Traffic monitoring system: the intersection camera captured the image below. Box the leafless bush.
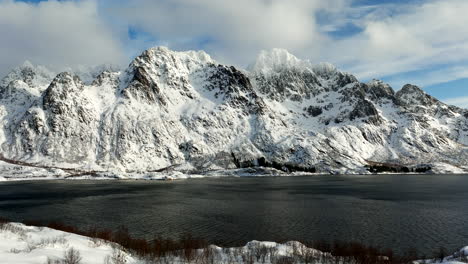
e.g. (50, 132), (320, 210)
(104, 248), (127, 264)
(0, 222), (27, 239)
(253, 244), (271, 263)
(38, 235), (69, 247)
(45, 257), (61, 264)
(63, 247), (82, 264)
(0, 217), (7, 228)
(9, 248), (21, 254)
(198, 246), (217, 264)
(460, 250), (468, 263)
(272, 256), (295, 264)
(241, 247), (255, 264)
(435, 246), (446, 263)
(26, 242), (37, 252)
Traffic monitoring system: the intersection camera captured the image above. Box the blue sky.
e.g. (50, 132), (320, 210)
(2, 0), (468, 107)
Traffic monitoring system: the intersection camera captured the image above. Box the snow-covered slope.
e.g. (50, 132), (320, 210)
(0, 223), (360, 264)
(3, 222), (468, 264)
(0, 223), (135, 264)
(0, 46), (467, 178)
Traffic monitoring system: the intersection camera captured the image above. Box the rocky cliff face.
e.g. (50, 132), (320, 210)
(0, 46), (467, 176)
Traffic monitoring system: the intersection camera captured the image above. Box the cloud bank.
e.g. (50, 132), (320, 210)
(0, 0), (124, 77)
(102, 0), (468, 89)
(1, 0), (468, 107)
(444, 96), (468, 108)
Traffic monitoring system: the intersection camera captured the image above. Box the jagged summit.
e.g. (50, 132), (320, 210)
(0, 61), (54, 89)
(364, 79), (395, 101)
(396, 84), (439, 107)
(249, 49), (346, 80)
(398, 84), (425, 95)
(71, 64), (121, 85)
(312, 62), (339, 77)
(0, 46), (467, 178)
(130, 46), (214, 69)
(249, 48), (312, 74)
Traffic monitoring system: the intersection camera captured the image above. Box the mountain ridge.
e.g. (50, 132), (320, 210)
(0, 46), (467, 179)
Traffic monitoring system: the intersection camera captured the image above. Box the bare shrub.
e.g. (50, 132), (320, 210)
(273, 256), (295, 264)
(63, 247), (82, 264)
(9, 248), (21, 254)
(435, 246), (446, 263)
(252, 244), (271, 263)
(460, 250), (468, 262)
(45, 257), (61, 264)
(38, 235), (69, 248)
(0, 223), (27, 239)
(241, 247), (254, 264)
(0, 217), (7, 228)
(26, 242), (37, 252)
(104, 248), (127, 264)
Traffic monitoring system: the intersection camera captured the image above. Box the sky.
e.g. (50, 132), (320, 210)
(0, 0), (467, 107)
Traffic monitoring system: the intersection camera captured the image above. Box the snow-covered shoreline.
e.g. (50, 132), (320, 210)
(1, 222), (468, 264)
(1, 158), (467, 182)
(0, 222), (339, 264)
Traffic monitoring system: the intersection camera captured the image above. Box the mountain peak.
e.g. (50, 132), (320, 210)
(364, 79), (395, 101)
(0, 61), (54, 89)
(45, 72), (83, 94)
(249, 49), (312, 74)
(135, 46), (215, 66)
(396, 84), (440, 107)
(399, 84), (424, 94)
(312, 62), (338, 76)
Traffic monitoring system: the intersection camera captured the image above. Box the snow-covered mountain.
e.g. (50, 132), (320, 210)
(0, 46), (467, 178)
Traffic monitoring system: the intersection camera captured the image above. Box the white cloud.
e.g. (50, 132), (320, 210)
(0, 0), (124, 77)
(102, 0), (468, 90)
(2, 0), (468, 99)
(443, 96), (468, 108)
(382, 65), (468, 90)
(330, 0), (468, 81)
(105, 0), (346, 66)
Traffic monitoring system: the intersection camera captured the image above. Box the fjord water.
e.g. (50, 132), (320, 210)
(1, 175), (467, 255)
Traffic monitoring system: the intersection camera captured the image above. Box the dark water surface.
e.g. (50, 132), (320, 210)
(1, 175), (468, 255)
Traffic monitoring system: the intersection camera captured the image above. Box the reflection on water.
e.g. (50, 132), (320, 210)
(1, 174), (468, 255)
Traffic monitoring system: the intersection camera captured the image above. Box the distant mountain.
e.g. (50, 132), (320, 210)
(0, 47), (467, 178)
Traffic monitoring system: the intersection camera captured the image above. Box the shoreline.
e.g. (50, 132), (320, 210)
(1, 155), (467, 181)
(0, 173), (468, 183)
(0, 220), (465, 264)
(1, 169), (468, 182)
(2, 173), (468, 182)
(0, 220), (468, 264)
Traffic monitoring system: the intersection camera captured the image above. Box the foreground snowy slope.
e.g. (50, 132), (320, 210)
(0, 223), (135, 264)
(1, 222), (467, 264)
(0, 223), (329, 264)
(0, 47), (467, 179)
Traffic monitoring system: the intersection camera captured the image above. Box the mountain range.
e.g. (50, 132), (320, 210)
(0, 47), (467, 179)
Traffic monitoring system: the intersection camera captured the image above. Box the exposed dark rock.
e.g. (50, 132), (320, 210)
(349, 99), (379, 121)
(395, 84), (439, 106)
(91, 70), (120, 87)
(252, 68), (322, 101)
(43, 72), (83, 115)
(367, 162), (431, 174)
(305, 106), (323, 117)
(232, 154), (316, 173)
(364, 80), (395, 101)
(121, 66), (167, 105)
